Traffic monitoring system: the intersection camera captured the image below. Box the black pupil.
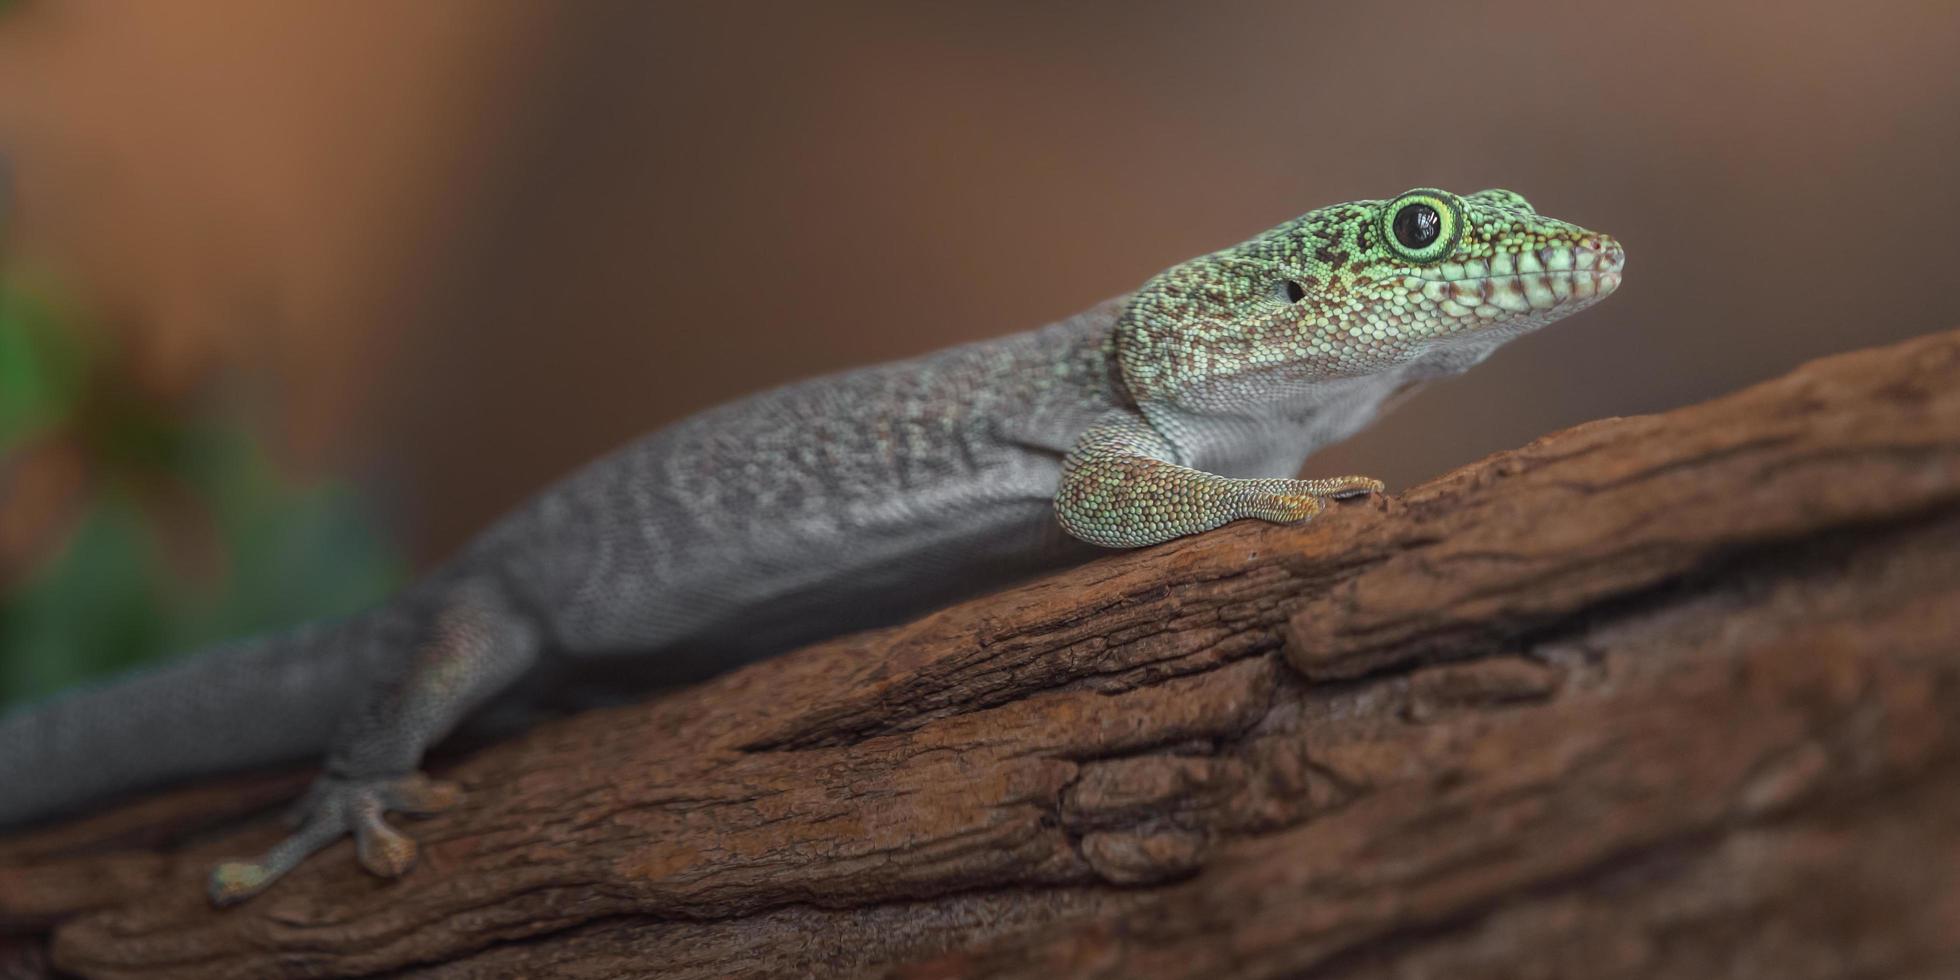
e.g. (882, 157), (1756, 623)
(1393, 203), (1441, 249)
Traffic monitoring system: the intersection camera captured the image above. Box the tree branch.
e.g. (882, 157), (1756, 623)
(6, 330), (1960, 979)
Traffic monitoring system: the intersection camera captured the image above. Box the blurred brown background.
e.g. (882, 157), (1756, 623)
(3, 0), (1958, 568)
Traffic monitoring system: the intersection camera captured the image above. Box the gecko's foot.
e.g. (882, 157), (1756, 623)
(1303, 475), (1386, 500)
(208, 772), (461, 906)
(1239, 475), (1385, 526)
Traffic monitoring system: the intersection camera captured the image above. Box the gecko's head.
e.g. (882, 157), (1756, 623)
(1116, 187), (1623, 412)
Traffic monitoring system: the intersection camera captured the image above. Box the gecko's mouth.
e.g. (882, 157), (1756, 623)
(1410, 238), (1624, 314)
(1417, 239), (1624, 280)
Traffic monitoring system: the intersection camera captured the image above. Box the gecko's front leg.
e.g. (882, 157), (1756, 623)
(1055, 409), (1382, 549)
(208, 581), (539, 905)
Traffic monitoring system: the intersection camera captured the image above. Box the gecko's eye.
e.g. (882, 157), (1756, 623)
(1393, 205), (1440, 248)
(1378, 189), (1462, 264)
(1281, 279), (1307, 304)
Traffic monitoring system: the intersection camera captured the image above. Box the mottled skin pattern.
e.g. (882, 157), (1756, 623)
(0, 187), (1621, 905)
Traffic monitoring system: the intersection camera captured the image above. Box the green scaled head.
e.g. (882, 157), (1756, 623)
(1116, 187), (1623, 413)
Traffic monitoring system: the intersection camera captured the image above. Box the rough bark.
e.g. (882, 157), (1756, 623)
(5, 330), (1960, 979)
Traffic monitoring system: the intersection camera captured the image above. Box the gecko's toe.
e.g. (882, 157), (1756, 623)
(207, 771), (454, 906)
(206, 813), (346, 906)
(352, 797), (419, 878)
(1322, 476), (1387, 499)
(383, 774), (464, 815)
(208, 861), (274, 906)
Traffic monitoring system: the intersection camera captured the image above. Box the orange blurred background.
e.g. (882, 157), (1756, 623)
(2, 0), (1957, 566)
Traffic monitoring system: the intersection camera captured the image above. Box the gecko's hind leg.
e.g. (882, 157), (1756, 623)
(208, 581), (537, 906)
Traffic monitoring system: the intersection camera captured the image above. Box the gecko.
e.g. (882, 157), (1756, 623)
(0, 187), (1623, 904)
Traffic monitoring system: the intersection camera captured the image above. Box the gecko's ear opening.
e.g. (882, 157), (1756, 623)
(1467, 188), (1536, 214)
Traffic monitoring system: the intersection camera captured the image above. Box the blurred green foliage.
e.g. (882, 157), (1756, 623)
(0, 287), (83, 448)
(0, 283), (405, 708)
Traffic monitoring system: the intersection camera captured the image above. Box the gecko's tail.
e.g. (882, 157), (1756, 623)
(0, 614), (383, 829)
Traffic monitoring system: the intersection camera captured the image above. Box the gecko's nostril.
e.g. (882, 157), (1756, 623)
(1593, 237), (1626, 272)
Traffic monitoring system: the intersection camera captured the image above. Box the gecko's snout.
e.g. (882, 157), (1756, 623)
(1579, 234), (1626, 297)
(1417, 228), (1625, 318)
(1522, 231), (1624, 309)
(1570, 234), (1624, 305)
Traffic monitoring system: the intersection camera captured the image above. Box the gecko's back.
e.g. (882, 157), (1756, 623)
(460, 301), (1127, 664)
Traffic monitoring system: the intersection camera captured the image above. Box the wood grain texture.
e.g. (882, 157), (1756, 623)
(5, 329), (1960, 978)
